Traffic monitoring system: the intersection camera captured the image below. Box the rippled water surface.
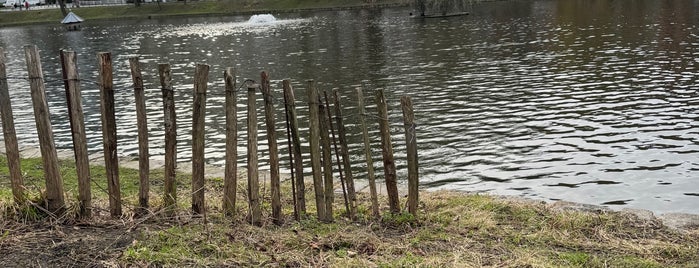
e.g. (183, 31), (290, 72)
(0, 0), (697, 213)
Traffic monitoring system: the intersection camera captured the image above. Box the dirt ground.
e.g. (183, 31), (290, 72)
(0, 221), (137, 267)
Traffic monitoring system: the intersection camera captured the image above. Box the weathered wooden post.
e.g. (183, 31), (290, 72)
(223, 68), (237, 216)
(128, 57), (150, 216)
(283, 79), (306, 219)
(159, 63), (177, 214)
(323, 91), (350, 216)
(357, 88), (379, 218)
(0, 47), (24, 204)
(25, 45), (65, 214)
(333, 89), (357, 220)
(401, 96), (419, 216)
(375, 89), (399, 213)
(260, 71), (282, 224)
(247, 81), (261, 226)
(97, 52), (121, 218)
(192, 64), (209, 215)
(307, 80), (326, 220)
(60, 50), (91, 218)
(318, 92), (334, 222)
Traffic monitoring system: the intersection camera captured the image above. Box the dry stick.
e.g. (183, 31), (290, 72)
(260, 71), (282, 224)
(159, 63), (177, 215)
(128, 57), (149, 217)
(307, 80), (326, 220)
(282, 80), (299, 220)
(318, 93), (334, 222)
(376, 89), (399, 213)
(323, 91), (350, 216)
(192, 64), (209, 215)
(61, 50), (91, 218)
(332, 89), (357, 220)
(357, 88), (379, 218)
(283, 79), (306, 218)
(223, 68), (237, 216)
(247, 81), (261, 226)
(401, 96), (419, 216)
(97, 52), (121, 218)
(25, 46), (65, 213)
(0, 47), (24, 204)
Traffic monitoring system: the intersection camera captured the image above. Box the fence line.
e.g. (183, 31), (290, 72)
(0, 47), (420, 225)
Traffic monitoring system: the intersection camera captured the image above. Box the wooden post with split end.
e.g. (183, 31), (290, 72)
(376, 89), (399, 213)
(319, 91), (334, 222)
(159, 63), (177, 215)
(261, 71), (282, 224)
(25, 45), (65, 214)
(401, 96), (419, 216)
(192, 64), (209, 215)
(223, 68), (237, 216)
(128, 57), (150, 217)
(97, 52), (121, 218)
(247, 81), (261, 226)
(0, 47), (24, 205)
(308, 80), (326, 220)
(61, 50), (92, 218)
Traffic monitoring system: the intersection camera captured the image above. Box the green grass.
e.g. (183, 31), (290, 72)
(0, 0), (407, 26)
(0, 155), (698, 266)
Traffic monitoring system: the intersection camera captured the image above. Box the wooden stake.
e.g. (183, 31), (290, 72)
(401, 96), (419, 216)
(375, 89), (399, 213)
(60, 50), (91, 218)
(25, 45), (65, 214)
(223, 68), (237, 216)
(333, 89), (357, 220)
(128, 57), (149, 217)
(192, 64), (209, 215)
(357, 88), (379, 218)
(307, 80), (326, 220)
(283, 79), (306, 219)
(318, 92), (334, 222)
(260, 71), (282, 224)
(97, 52), (121, 218)
(159, 63), (177, 214)
(0, 47), (24, 204)
(323, 91), (350, 216)
(247, 81), (261, 226)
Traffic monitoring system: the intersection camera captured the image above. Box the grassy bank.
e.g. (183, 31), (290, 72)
(0, 156), (697, 267)
(0, 0), (406, 26)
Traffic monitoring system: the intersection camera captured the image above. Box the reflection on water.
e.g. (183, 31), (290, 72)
(0, 0), (697, 213)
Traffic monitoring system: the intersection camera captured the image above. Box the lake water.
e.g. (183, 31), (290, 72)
(0, 0), (697, 213)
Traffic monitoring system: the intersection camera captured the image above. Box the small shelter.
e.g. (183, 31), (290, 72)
(61, 12), (84, 31)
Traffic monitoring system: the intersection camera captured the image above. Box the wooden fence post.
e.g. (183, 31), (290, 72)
(283, 79), (306, 219)
(307, 80), (326, 220)
(260, 71), (282, 224)
(25, 45), (65, 214)
(97, 52), (121, 218)
(223, 68), (237, 216)
(357, 88), (379, 218)
(401, 96), (419, 216)
(375, 89), (399, 213)
(333, 89), (357, 220)
(247, 81), (261, 226)
(60, 50), (91, 218)
(323, 91), (349, 216)
(0, 47), (24, 204)
(318, 92), (333, 222)
(128, 57), (150, 216)
(192, 64), (209, 215)
(159, 63), (177, 214)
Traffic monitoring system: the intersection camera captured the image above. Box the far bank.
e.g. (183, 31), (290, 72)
(0, 0), (407, 27)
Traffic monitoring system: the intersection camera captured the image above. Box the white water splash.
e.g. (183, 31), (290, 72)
(248, 14), (277, 24)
